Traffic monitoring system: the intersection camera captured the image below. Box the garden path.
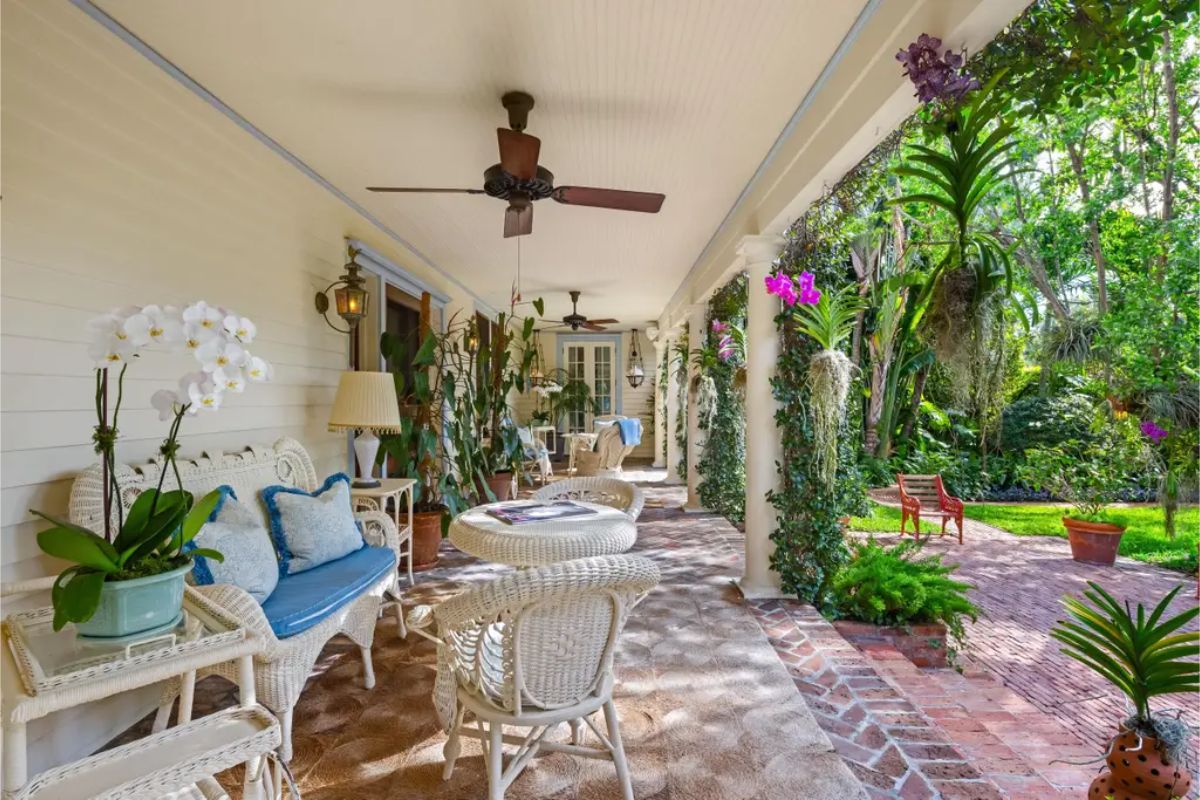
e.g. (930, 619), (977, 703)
(863, 489), (1199, 794)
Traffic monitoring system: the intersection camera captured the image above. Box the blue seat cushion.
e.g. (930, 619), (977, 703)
(261, 546), (396, 639)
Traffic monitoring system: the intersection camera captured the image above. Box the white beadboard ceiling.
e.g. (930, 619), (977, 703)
(93, 0), (868, 325)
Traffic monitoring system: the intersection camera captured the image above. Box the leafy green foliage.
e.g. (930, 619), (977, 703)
(1000, 393), (1097, 451)
(36, 488), (221, 631)
(1052, 582), (1199, 732)
(831, 538), (979, 650)
(697, 275), (747, 524)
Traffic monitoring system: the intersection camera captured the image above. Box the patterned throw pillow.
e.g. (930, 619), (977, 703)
(262, 473), (364, 576)
(187, 485), (280, 603)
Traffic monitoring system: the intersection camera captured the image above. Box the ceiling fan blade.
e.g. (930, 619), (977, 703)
(366, 187), (485, 194)
(582, 322), (608, 332)
(551, 186), (665, 213)
(503, 203), (534, 238)
(586, 318), (619, 325)
(497, 129), (541, 181)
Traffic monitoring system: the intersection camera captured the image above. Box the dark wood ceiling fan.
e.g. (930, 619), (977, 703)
(367, 91), (666, 238)
(539, 290), (618, 332)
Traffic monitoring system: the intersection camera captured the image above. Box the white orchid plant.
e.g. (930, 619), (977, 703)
(33, 302), (273, 630)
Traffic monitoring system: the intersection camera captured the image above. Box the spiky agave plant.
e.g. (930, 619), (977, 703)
(791, 287), (862, 488)
(1051, 582), (1199, 763)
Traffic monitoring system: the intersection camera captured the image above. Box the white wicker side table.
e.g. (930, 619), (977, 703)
(2, 587), (283, 800)
(350, 477), (416, 586)
(448, 500), (637, 567)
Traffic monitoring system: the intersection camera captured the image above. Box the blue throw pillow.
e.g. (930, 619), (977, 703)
(186, 486), (279, 603)
(262, 474), (364, 576)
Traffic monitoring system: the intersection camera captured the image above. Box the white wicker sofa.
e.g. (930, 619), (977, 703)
(69, 437), (405, 762)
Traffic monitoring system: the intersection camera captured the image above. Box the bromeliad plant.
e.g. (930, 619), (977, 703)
(34, 302), (273, 630)
(1051, 582), (1199, 764)
(767, 273), (862, 488)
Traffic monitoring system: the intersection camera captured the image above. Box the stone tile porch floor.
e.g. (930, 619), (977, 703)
(120, 480), (866, 799)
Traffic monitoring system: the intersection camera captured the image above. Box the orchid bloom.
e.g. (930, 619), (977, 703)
(195, 338), (246, 375)
(764, 271), (799, 307)
(182, 301), (224, 331)
(223, 314), (257, 344)
(717, 333), (735, 362)
(711, 319), (729, 334)
(86, 312), (137, 366)
(1140, 420), (1168, 445)
(243, 353), (272, 382)
(181, 321), (218, 353)
(187, 377), (223, 411)
(797, 271), (822, 305)
(124, 304), (183, 347)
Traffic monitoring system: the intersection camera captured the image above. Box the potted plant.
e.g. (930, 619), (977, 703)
(1019, 419), (1147, 566)
(32, 302), (271, 636)
(830, 538), (979, 667)
(1052, 582), (1197, 799)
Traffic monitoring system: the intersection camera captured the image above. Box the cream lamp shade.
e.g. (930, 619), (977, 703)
(328, 371), (402, 487)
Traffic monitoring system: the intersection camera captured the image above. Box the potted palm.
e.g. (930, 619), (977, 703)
(1019, 420), (1147, 566)
(1052, 582), (1196, 799)
(33, 302), (271, 636)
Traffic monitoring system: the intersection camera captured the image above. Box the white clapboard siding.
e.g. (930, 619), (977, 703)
(0, 0), (475, 772)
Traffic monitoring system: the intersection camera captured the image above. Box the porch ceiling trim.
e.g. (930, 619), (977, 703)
(67, 0), (497, 317)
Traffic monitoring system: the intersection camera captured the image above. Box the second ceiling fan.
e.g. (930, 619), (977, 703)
(367, 91), (666, 238)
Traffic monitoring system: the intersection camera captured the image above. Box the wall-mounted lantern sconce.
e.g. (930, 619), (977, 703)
(465, 316), (480, 355)
(315, 247), (370, 333)
(626, 329), (645, 388)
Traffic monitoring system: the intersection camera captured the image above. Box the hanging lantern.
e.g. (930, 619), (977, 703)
(626, 329), (645, 388)
(315, 247), (371, 333)
(529, 331), (546, 387)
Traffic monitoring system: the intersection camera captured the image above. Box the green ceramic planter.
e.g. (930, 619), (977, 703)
(74, 561), (192, 638)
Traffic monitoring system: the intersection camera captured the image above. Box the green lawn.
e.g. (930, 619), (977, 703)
(850, 503), (1199, 573)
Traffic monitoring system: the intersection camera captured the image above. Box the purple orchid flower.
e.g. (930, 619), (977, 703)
(896, 34), (980, 105)
(797, 271), (822, 305)
(765, 272), (799, 307)
(711, 319), (730, 334)
(1140, 420), (1168, 445)
(717, 333), (735, 362)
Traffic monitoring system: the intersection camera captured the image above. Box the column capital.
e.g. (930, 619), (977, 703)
(736, 234), (786, 268)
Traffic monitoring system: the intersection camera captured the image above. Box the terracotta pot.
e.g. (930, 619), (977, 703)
(1088, 728), (1192, 800)
(411, 509), (444, 570)
(475, 472), (513, 503)
(1063, 517), (1126, 566)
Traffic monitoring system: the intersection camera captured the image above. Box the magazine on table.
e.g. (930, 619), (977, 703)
(485, 501), (599, 525)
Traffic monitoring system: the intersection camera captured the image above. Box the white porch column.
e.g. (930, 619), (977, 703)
(683, 303), (708, 512)
(664, 332), (684, 485)
(651, 332), (668, 469)
(739, 234), (786, 598)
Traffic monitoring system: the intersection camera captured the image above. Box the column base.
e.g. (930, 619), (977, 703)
(651, 460), (665, 469)
(735, 577), (789, 600)
(681, 502), (709, 514)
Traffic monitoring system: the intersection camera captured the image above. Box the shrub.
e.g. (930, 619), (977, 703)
(999, 393), (1095, 452)
(831, 538), (980, 650)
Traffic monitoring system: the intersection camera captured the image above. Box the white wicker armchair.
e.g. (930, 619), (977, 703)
(68, 438), (406, 762)
(408, 555), (660, 800)
(532, 477), (645, 521)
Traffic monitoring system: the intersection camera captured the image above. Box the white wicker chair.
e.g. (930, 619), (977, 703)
(68, 437), (407, 762)
(408, 555), (660, 800)
(532, 477), (645, 522)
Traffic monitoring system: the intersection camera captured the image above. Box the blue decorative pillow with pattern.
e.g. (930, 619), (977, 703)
(186, 485), (279, 603)
(262, 473), (364, 576)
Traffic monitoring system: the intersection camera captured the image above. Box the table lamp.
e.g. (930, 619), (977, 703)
(328, 371), (402, 488)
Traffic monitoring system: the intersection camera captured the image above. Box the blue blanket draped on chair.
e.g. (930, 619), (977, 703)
(616, 417), (642, 446)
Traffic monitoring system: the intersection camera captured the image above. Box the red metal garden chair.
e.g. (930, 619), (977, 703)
(897, 473), (964, 544)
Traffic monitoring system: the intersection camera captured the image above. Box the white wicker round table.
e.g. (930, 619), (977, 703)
(448, 501), (637, 567)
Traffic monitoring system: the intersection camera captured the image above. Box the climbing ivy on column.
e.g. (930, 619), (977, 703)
(768, 212), (868, 608)
(697, 274), (748, 523)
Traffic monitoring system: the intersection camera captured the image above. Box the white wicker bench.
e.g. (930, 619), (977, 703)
(69, 437), (406, 762)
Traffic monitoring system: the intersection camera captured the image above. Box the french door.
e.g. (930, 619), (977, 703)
(564, 341), (616, 432)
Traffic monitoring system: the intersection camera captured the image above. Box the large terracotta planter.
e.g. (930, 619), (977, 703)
(476, 472), (514, 503)
(411, 509), (444, 570)
(1088, 728), (1192, 800)
(1063, 517), (1126, 566)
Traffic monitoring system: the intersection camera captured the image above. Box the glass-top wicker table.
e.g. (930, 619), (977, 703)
(2, 586), (281, 800)
(448, 500), (637, 568)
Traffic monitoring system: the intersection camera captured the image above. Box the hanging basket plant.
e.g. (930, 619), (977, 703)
(766, 272), (861, 488)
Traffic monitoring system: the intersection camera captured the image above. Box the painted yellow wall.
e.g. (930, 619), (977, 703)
(0, 0), (473, 767)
